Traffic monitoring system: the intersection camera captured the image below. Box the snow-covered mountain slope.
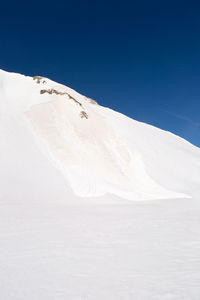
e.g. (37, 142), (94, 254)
(0, 69), (199, 201)
(1, 69), (200, 300)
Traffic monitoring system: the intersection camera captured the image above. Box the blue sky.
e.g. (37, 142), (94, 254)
(1, 0), (200, 147)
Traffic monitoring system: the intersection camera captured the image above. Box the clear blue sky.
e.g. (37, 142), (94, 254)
(1, 0), (200, 147)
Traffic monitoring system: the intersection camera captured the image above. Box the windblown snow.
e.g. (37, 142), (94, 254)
(0, 69), (200, 299)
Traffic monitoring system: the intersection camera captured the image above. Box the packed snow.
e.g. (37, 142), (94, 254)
(0, 69), (200, 299)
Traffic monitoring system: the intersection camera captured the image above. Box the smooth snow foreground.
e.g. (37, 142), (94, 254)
(0, 69), (200, 299)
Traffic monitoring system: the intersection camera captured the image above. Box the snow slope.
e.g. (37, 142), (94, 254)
(0, 69), (200, 299)
(1, 69), (199, 201)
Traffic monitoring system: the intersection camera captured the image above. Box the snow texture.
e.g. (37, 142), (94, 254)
(0, 69), (200, 299)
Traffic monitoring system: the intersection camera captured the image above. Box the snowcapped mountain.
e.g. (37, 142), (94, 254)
(1, 69), (200, 300)
(0, 69), (199, 201)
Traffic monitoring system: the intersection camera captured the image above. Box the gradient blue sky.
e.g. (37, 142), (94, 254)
(1, 0), (200, 147)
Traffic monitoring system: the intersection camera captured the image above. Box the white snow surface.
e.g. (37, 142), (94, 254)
(0, 69), (200, 299)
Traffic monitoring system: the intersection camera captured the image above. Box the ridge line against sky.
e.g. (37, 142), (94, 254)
(1, 0), (200, 147)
